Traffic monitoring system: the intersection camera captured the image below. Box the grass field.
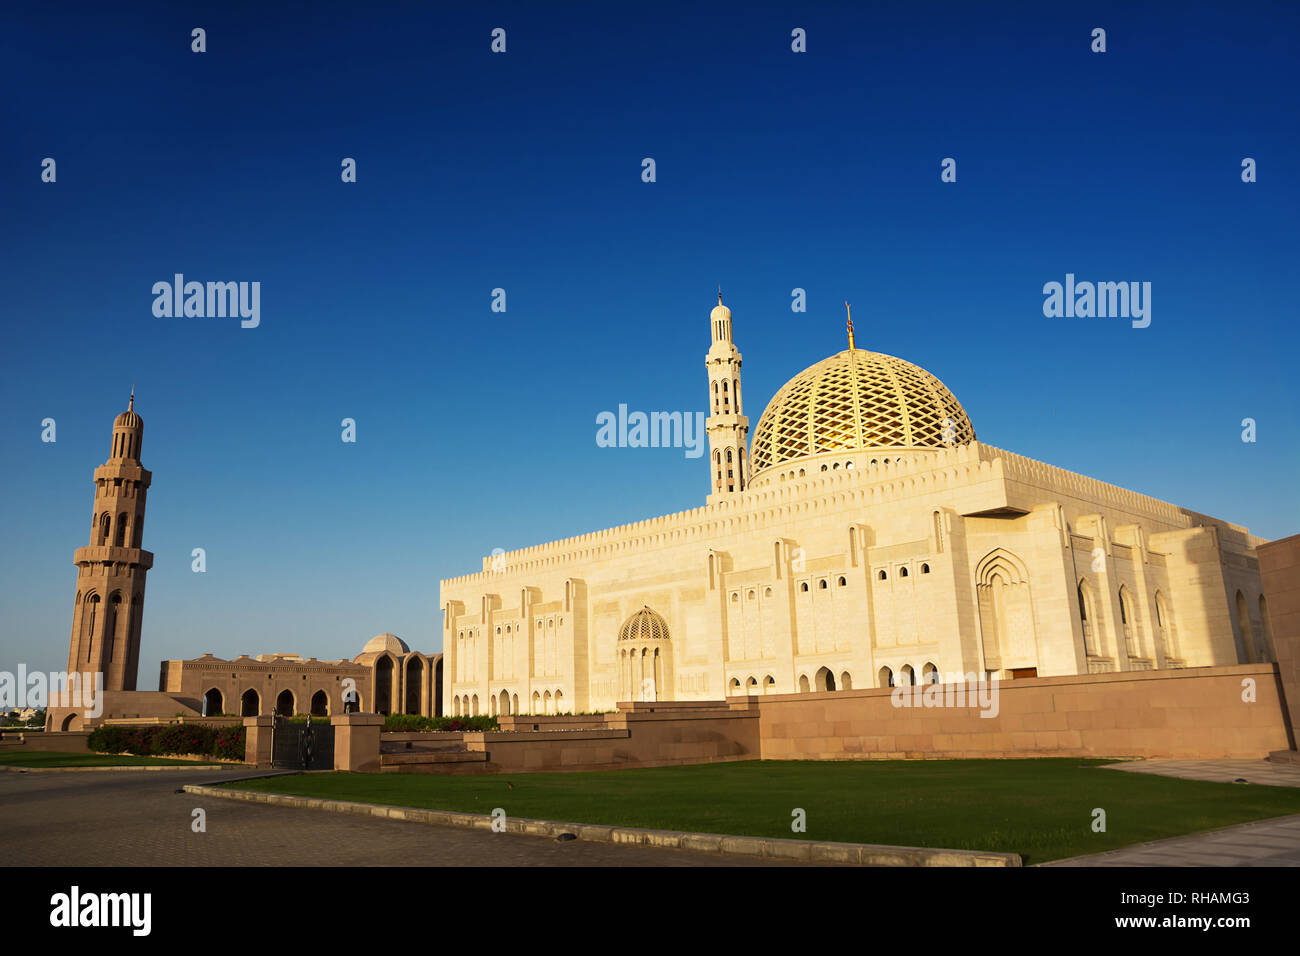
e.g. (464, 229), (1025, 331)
(221, 758), (1300, 863)
(0, 750), (218, 768)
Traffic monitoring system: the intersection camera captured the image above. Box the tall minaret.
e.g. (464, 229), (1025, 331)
(66, 390), (154, 691)
(705, 291), (749, 503)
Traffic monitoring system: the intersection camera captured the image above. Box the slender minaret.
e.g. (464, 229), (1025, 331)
(705, 291), (749, 503)
(67, 390), (154, 691)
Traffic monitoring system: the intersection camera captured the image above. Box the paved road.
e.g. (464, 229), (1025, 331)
(1, 769), (808, 867)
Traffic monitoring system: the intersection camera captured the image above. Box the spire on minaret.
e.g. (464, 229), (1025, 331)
(129, 384), (134, 412)
(845, 302), (856, 351)
(717, 285), (722, 306)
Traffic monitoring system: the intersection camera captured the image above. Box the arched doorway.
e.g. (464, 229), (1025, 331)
(275, 690), (294, 716)
(203, 688), (224, 716)
(310, 690), (329, 717)
(975, 549), (1035, 674)
(375, 656), (394, 715)
(499, 689), (510, 715)
(814, 667), (836, 692)
(240, 688), (260, 716)
(878, 666), (894, 688)
(617, 606), (672, 702)
(405, 656), (424, 715)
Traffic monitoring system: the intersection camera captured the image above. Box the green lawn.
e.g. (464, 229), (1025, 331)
(0, 750), (218, 768)
(219, 758), (1300, 864)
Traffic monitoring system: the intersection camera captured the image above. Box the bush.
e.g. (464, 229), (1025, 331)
(383, 714), (498, 733)
(87, 723), (246, 760)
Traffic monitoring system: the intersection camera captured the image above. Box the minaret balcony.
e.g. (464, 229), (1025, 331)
(74, 545), (154, 570)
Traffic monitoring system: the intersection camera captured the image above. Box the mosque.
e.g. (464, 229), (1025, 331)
(45, 296), (1277, 732)
(440, 296), (1274, 717)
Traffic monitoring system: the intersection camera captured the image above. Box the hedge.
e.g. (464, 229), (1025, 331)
(87, 723), (246, 760)
(382, 714), (499, 733)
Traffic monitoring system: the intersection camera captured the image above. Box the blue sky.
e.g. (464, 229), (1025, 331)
(2, 0), (1296, 676)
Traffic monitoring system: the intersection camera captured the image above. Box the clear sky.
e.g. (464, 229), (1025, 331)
(2, 0), (1296, 678)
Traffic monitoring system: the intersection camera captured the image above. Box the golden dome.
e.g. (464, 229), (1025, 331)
(618, 606), (670, 642)
(749, 349), (975, 476)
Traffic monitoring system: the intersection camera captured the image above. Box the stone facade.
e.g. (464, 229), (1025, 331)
(160, 634), (443, 718)
(441, 299), (1274, 717)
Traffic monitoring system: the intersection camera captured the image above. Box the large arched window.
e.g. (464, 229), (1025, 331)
(1236, 591), (1257, 662)
(814, 667), (836, 692)
(1259, 594), (1274, 662)
(105, 593), (121, 661)
(203, 688), (224, 716)
(1118, 586), (1142, 660)
(1154, 590), (1178, 661)
(1077, 580), (1099, 656)
(83, 594), (100, 660)
(240, 688), (260, 717)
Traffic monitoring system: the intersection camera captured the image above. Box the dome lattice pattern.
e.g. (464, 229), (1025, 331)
(750, 349), (975, 475)
(618, 607), (670, 642)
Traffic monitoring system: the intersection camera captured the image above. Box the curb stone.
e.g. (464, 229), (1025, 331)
(0, 762), (236, 773)
(182, 783), (1022, 866)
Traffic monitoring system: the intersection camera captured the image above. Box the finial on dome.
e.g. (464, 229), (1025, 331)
(128, 384), (134, 412)
(717, 284), (722, 306)
(845, 302), (856, 351)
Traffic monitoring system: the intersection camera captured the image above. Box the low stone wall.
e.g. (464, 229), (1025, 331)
(497, 714), (611, 732)
(0, 731), (90, 753)
(385, 707), (760, 774)
(755, 663), (1289, 760)
(101, 716), (243, 728)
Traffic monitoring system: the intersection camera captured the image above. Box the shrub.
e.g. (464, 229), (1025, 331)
(87, 722), (246, 760)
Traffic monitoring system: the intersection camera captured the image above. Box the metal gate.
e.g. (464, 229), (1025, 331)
(271, 716), (334, 770)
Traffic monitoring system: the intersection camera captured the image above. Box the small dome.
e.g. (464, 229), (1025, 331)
(710, 302), (731, 323)
(115, 391), (142, 429)
(618, 606), (670, 642)
(750, 349), (975, 476)
(362, 632), (409, 655)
